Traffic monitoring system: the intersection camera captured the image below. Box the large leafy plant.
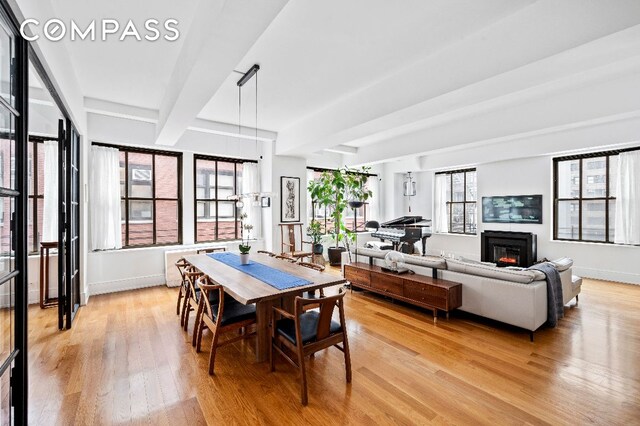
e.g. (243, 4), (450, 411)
(307, 166), (372, 248)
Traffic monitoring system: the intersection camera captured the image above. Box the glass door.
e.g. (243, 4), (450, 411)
(56, 119), (80, 330)
(0, 4), (28, 424)
(56, 119), (66, 330)
(64, 122), (80, 327)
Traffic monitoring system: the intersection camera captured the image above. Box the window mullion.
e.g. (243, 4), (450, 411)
(152, 154), (157, 245)
(215, 161), (218, 241)
(125, 151), (129, 247)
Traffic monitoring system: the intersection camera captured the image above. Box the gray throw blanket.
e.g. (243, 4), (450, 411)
(529, 262), (564, 327)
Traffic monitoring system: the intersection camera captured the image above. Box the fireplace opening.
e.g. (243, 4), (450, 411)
(481, 231), (537, 267)
(493, 245), (521, 266)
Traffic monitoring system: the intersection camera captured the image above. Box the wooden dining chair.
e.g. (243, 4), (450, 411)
(195, 275), (257, 375)
(299, 262), (325, 299)
(275, 254), (297, 263)
(270, 290), (351, 405)
(175, 258), (191, 323)
(197, 247), (226, 254)
(257, 250), (276, 257)
(279, 223), (313, 262)
(298, 262), (325, 272)
(182, 266), (204, 334)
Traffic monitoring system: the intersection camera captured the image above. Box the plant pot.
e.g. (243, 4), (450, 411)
(313, 243), (324, 255)
(348, 200), (364, 209)
(239, 253), (250, 265)
(328, 247), (346, 266)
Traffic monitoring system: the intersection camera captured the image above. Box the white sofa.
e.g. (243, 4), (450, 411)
(342, 248), (581, 337)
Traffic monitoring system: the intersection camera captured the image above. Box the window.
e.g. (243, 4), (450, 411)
(307, 168), (375, 233)
(436, 169), (477, 234)
(194, 155), (249, 242)
(113, 145), (182, 247)
(554, 152), (618, 243)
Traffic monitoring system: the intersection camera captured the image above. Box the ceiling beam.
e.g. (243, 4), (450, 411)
(275, 2), (640, 157)
(155, 0), (288, 146)
(323, 145), (357, 155)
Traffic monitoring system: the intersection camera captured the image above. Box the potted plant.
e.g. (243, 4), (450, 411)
(308, 166), (372, 266)
(239, 213), (253, 265)
(346, 168), (372, 209)
(306, 221), (324, 255)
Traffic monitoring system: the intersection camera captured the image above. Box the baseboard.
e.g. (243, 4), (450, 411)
(89, 274), (166, 296)
(573, 266), (640, 285)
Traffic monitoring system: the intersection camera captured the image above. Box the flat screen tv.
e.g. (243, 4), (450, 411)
(482, 195), (542, 224)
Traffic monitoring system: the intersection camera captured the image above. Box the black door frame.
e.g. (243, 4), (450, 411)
(0, 0), (83, 421)
(0, 1), (29, 423)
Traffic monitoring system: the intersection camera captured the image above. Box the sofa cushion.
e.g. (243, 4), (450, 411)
(445, 258), (540, 284)
(571, 275), (583, 291)
(403, 254), (447, 269)
(550, 257), (573, 272)
(351, 247), (388, 259)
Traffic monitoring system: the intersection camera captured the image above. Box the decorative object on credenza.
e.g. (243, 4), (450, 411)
(280, 176), (300, 222)
(403, 171), (416, 212)
(307, 166), (372, 266)
(482, 195), (543, 224)
(382, 251), (410, 274)
(261, 196), (270, 208)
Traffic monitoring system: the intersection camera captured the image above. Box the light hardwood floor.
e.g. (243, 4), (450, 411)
(28, 278), (640, 425)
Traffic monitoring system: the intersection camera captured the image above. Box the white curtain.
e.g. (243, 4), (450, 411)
(42, 140), (58, 242)
(90, 146), (122, 250)
(614, 151), (640, 245)
(433, 173), (449, 233)
(242, 162), (261, 239)
(368, 175), (380, 222)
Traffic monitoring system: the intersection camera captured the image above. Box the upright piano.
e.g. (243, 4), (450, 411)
(371, 216), (432, 255)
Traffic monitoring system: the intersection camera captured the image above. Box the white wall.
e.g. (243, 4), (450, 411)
(84, 113), (343, 297)
(385, 152), (640, 284)
(85, 113), (269, 297)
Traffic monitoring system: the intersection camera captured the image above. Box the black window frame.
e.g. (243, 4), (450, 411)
(93, 142), (183, 248)
(194, 154), (256, 243)
(436, 168), (477, 235)
(553, 147), (638, 243)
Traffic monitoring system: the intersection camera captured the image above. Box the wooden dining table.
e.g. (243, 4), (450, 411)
(184, 253), (347, 362)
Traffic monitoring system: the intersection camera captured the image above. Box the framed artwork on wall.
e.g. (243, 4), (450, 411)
(280, 176), (300, 222)
(261, 196), (271, 208)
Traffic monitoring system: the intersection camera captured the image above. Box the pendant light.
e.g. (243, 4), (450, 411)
(228, 64), (273, 207)
(403, 172), (416, 213)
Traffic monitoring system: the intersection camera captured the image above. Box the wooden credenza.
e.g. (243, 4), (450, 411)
(344, 262), (462, 323)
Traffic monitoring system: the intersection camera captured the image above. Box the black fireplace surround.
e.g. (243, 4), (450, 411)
(481, 231), (537, 267)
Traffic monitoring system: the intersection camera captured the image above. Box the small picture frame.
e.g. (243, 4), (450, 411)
(261, 196), (271, 208)
(280, 176), (301, 222)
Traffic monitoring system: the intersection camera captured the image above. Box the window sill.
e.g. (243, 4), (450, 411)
(432, 232), (478, 238)
(550, 240), (638, 248)
(91, 239), (263, 254)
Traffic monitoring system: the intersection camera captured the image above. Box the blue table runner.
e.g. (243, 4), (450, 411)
(208, 252), (312, 290)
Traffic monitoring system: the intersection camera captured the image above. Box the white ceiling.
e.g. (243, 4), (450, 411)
(49, 0), (199, 109)
(197, 0), (532, 131)
(21, 0), (640, 164)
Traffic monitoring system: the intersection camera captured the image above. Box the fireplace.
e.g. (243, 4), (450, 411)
(481, 231), (537, 267)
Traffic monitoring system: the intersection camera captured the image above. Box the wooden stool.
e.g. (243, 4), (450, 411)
(39, 241), (58, 309)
